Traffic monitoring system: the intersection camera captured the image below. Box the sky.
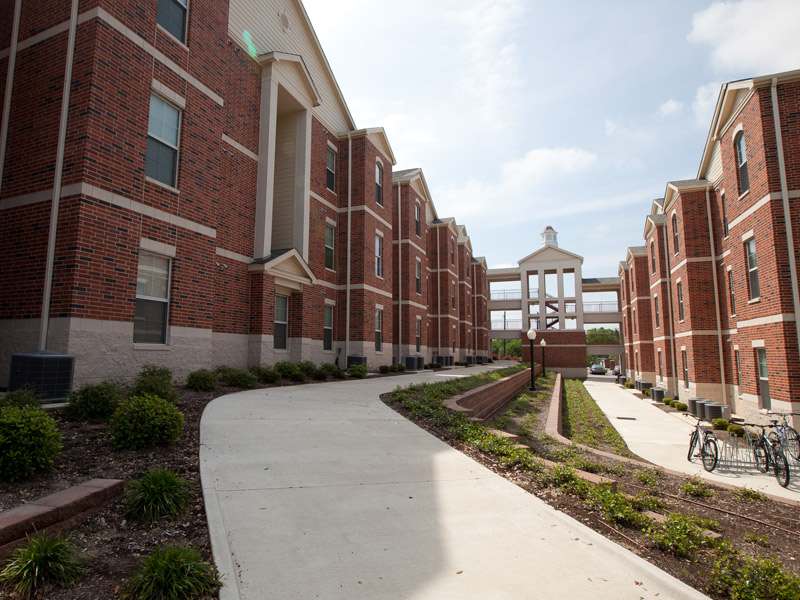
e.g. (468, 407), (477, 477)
(303, 0), (800, 278)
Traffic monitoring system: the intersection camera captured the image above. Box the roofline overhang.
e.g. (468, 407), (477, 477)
(349, 127), (397, 165)
(258, 51), (323, 107)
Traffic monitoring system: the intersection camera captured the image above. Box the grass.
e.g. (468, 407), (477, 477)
(734, 487), (767, 502)
(0, 533), (83, 597)
(561, 379), (632, 457)
(681, 477), (714, 498)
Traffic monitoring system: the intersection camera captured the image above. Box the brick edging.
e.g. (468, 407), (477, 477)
(445, 368), (533, 421)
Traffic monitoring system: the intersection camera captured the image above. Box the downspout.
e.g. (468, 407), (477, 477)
(39, 0), (80, 352)
(705, 185), (728, 406)
(662, 224), (679, 395)
(0, 0), (22, 193)
(345, 132), (352, 361)
(770, 78), (800, 363)
(436, 226), (441, 355)
(472, 263), (477, 360)
(396, 182), (401, 363)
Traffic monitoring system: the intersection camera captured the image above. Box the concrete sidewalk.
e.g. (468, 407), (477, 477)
(200, 364), (707, 600)
(584, 379), (800, 500)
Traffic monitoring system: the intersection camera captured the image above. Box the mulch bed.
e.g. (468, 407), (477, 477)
(382, 384), (800, 599)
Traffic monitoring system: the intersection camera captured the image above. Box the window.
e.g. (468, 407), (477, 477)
(323, 305), (334, 351)
(146, 94), (181, 187)
(657, 350), (663, 378)
(734, 350), (741, 387)
(414, 204), (421, 236)
(677, 282), (685, 321)
(134, 252), (171, 343)
(671, 213), (679, 254)
(682, 350), (689, 389)
(274, 295), (288, 349)
(734, 130), (749, 195)
(375, 162), (383, 205)
(632, 308), (637, 333)
(415, 318), (422, 352)
(374, 308), (383, 351)
(324, 224), (335, 270)
(653, 295), (660, 328)
(451, 282), (456, 308)
(326, 147), (336, 191)
(745, 238), (760, 300)
(450, 239), (455, 265)
(727, 269), (736, 314)
(756, 347), (769, 408)
(721, 193), (729, 236)
(375, 234), (384, 277)
(157, 0), (188, 43)
(650, 241), (656, 273)
(415, 259), (422, 294)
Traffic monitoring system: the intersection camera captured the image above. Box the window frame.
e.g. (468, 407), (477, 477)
(744, 237), (760, 300)
(326, 146), (336, 192)
(374, 233), (384, 278)
(734, 130), (749, 196)
(375, 161), (384, 206)
(414, 203), (421, 237)
(415, 317), (422, 353)
(727, 268), (736, 315)
(133, 251), (172, 345)
(682, 350), (689, 389)
(721, 192), (729, 237)
(415, 258), (422, 294)
(323, 304), (334, 352)
(650, 241), (656, 273)
(156, 0), (189, 44)
(324, 223), (335, 271)
(374, 307), (383, 352)
(734, 349), (742, 387)
(274, 294), (288, 350)
(676, 281), (685, 321)
(671, 213), (679, 255)
(146, 93), (182, 189)
(653, 294), (660, 328)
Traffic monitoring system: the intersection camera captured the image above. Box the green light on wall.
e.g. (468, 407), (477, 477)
(242, 31), (258, 58)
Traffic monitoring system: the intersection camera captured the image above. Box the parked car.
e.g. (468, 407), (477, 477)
(590, 364), (607, 375)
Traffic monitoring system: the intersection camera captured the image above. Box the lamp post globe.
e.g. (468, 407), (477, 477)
(527, 327), (536, 391)
(540, 339), (547, 378)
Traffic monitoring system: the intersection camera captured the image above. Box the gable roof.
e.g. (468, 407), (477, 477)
(351, 128), (397, 165)
(393, 168), (439, 220)
(518, 244), (583, 265)
(250, 248), (316, 286)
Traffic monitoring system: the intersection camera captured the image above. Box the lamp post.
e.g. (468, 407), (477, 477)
(526, 327), (537, 391)
(540, 339), (547, 378)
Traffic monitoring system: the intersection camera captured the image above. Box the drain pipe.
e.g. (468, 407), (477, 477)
(0, 0), (21, 194)
(345, 132), (352, 363)
(770, 78), (800, 362)
(396, 182), (401, 363)
(661, 223), (679, 396)
(436, 226), (441, 356)
(39, 0), (80, 352)
(705, 185), (728, 407)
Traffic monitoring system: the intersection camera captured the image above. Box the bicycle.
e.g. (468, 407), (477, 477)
(687, 415), (718, 472)
(767, 412), (800, 462)
(742, 422), (790, 488)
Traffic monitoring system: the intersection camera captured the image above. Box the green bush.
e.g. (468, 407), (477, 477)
(0, 387), (40, 409)
(711, 542), (800, 600)
(712, 418), (730, 430)
(624, 381), (634, 389)
(110, 394), (184, 450)
(674, 402), (688, 412)
(681, 477), (713, 498)
(320, 363), (345, 379)
(348, 364), (368, 379)
(734, 487), (766, 502)
(635, 468), (663, 488)
(647, 513), (710, 558)
(311, 368), (327, 381)
(274, 361), (305, 382)
(397, 363), (406, 372)
(216, 367), (258, 389)
(379, 365), (391, 374)
(251, 366), (280, 384)
(65, 382), (124, 421)
(297, 361), (319, 378)
(132, 365), (178, 403)
(643, 388), (651, 397)
(0, 406), (61, 482)
(185, 369), (216, 392)
(586, 485), (649, 528)
(0, 533), (82, 597)
(122, 546), (220, 600)
(125, 469), (190, 522)
(727, 423), (745, 437)
(662, 398), (673, 406)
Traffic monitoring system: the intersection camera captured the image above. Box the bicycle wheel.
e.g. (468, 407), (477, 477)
(753, 438), (770, 473)
(785, 427), (800, 462)
(773, 449), (790, 488)
(702, 437), (718, 472)
(687, 430), (698, 462)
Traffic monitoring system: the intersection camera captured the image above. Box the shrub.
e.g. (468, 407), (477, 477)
(297, 361), (319, 378)
(711, 543), (800, 600)
(125, 469), (190, 522)
(629, 493), (666, 512)
(379, 365), (391, 374)
(397, 363), (406, 372)
(216, 367), (258, 389)
(647, 513), (710, 558)
(0, 533), (83, 597)
(0, 387), (39, 409)
(712, 418), (730, 430)
(320, 363), (345, 380)
(110, 394), (184, 450)
(681, 477), (713, 498)
(132, 365), (178, 403)
(65, 382), (124, 421)
(274, 361), (305, 382)
(185, 369), (216, 392)
(734, 487), (766, 502)
(311, 368), (327, 381)
(662, 398), (672, 406)
(251, 366), (279, 385)
(727, 423), (745, 437)
(635, 468), (663, 488)
(624, 381), (634, 389)
(348, 364), (368, 379)
(122, 546), (220, 600)
(674, 402), (688, 412)
(643, 388), (651, 398)
(586, 485), (649, 528)
(0, 406), (61, 482)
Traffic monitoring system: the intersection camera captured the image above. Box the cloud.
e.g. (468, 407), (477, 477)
(692, 81), (721, 127)
(689, 0), (800, 73)
(658, 99), (684, 116)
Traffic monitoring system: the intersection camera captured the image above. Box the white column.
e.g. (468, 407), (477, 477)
(538, 271), (546, 328)
(293, 108), (312, 261)
(254, 73), (278, 259)
(557, 267), (565, 328)
(575, 264), (584, 329)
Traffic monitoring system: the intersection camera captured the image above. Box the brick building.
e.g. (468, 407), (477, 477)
(0, 0), (489, 388)
(621, 69), (800, 422)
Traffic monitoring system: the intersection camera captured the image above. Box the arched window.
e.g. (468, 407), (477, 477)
(671, 213), (679, 254)
(734, 130), (749, 195)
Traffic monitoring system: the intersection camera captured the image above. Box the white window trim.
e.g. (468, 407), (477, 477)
(414, 202), (422, 237)
(323, 303), (334, 353)
(274, 294), (289, 350)
(375, 233), (384, 279)
(134, 250), (173, 346)
(752, 339), (765, 348)
(324, 222), (336, 272)
(147, 92), (183, 191)
(326, 145), (337, 193)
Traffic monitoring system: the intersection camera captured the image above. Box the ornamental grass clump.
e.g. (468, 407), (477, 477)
(0, 405), (61, 482)
(122, 546), (220, 600)
(0, 533), (83, 598)
(125, 469), (190, 522)
(110, 394), (184, 450)
(65, 382), (124, 421)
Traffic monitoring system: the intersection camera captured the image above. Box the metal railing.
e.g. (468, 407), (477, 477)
(584, 301), (619, 313)
(490, 289), (522, 300)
